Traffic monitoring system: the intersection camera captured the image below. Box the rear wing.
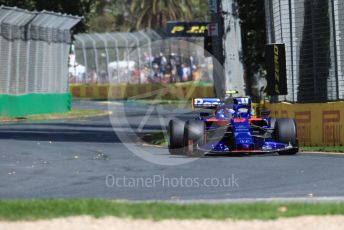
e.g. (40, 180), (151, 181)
(192, 98), (221, 110)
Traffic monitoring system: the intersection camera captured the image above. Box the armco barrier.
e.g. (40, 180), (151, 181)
(70, 84), (215, 100)
(266, 102), (344, 146)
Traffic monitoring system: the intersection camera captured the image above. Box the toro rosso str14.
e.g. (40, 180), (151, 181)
(168, 94), (298, 156)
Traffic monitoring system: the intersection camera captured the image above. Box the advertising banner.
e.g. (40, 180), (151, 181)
(166, 21), (209, 37)
(266, 44), (287, 95)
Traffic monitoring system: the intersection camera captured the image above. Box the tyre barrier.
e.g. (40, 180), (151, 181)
(266, 102), (344, 146)
(70, 83), (215, 100)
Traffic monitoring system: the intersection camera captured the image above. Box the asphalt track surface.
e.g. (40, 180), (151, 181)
(1, 100), (344, 201)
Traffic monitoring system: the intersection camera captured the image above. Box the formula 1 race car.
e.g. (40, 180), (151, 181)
(168, 92), (298, 156)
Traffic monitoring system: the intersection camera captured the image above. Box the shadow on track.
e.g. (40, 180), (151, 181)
(24, 122), (166, 131)
(0, 128), (122, 143)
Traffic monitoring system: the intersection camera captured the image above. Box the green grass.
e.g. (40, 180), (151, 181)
(0, 109), (109, 122)
(301, 146), (344, 153)
(141, 132), (168, 146)
(1, 200), (344, 221)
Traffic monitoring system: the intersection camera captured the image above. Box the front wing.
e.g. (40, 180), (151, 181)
(197, 143), (299, 156)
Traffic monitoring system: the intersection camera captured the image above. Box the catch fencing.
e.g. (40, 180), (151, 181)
(74, 31), (161, 84)
(73, 32), (213, 85)
(0, 6), (81, 96)
(265, 0), (344, 103)
(0, 6), (81, 117)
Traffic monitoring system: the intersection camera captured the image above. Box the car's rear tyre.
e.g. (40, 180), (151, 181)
(184, 120), (206, 156)
(275, 118), (299, 155)
(168, 120), (185, 155)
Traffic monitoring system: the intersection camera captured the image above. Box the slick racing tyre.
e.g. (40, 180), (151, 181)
(184, 120), (206, 156)
(275, 118), (299, 155)
(270, 118), (277, 129)
(168, 120), (185, 155)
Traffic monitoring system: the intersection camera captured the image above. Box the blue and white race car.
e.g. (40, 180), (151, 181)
(168, 92), (298, 156)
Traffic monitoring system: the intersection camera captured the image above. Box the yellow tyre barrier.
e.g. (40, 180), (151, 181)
(266, 102), (344, 146)
(70, 84), (215, 100)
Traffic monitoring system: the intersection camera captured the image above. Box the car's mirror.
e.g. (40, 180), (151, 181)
(260, 110), (270, 117)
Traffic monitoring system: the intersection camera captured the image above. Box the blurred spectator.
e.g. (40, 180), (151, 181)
(182, 64), (191, 82)
(90, 70), (97, 84)
(70, 51), (213, 85)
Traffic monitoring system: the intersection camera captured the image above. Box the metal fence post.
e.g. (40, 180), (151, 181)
(139, 31), (153, 81)
(117, 33), (131, 83)
(87, 34), (99, 83)
(128, 33), (141, 84)
(330, 0), (339, 100)
(77, 36), (88, 83)
(95, 33), (110, 83)
(107, 33), (120, 83)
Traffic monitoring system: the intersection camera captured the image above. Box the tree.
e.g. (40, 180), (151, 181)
(88, 12), (116, 33)
(0, 0), (96, 33)
(88, 0), (133, 32)
(190, 0), (209, 21)
(298, 0), (330, 102)
(34, 0), (96, 33)
(237, 0), (267, 98)
(130, 0), (193, 30)
(0, 0), (35, 9)
(95, 0), (107, 14)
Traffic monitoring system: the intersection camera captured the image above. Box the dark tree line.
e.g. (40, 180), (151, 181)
(238, 0), (267, 89)
(0, 0), (95, 33)
(298, 0), (330, 102)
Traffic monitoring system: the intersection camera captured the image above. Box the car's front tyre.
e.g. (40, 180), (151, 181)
(275, 118), (299, 155)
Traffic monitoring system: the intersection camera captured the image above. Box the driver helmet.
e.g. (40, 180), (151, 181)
(224, 94), (234, 109)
